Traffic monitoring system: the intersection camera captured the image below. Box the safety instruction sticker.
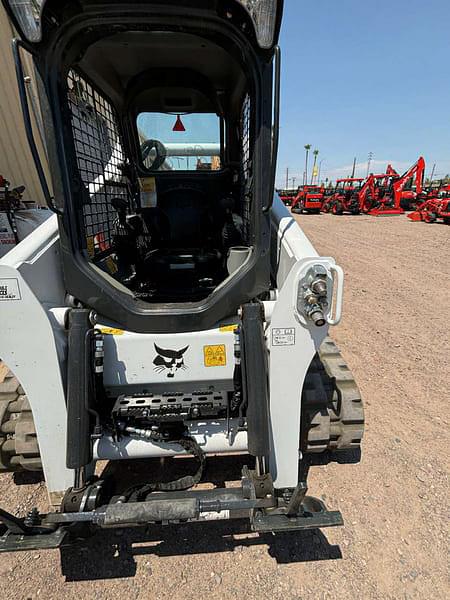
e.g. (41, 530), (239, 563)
(204, 344), (227, 367)
(139, 177), (157, 208)
(0, 278), (21, 301)
(138, 177), (156, 193)
(271, 328), (295, 346)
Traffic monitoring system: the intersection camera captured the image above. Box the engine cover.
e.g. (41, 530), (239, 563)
(100, 325), (238, 396)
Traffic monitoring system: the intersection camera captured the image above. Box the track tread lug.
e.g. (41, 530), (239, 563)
(302, 338), (365, 453)
(0, 365), (42, 472)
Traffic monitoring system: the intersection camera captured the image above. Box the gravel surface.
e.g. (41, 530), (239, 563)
(0, 213), (448, 599)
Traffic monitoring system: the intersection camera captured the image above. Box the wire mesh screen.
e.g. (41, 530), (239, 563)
(240, 93), (252, 239)
(67, 70), (130, 257)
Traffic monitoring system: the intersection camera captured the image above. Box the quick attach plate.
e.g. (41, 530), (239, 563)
(112, 391), (228, 422)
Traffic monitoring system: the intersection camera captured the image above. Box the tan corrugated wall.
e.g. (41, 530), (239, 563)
(0, 5), (51, 205)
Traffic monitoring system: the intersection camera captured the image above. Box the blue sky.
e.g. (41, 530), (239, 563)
(276, 0), (450, 187)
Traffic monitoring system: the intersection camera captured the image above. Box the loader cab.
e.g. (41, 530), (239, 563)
(4, 0), (282, 333)
(375, 176), (395, 204)
(335, 179), (362, 196)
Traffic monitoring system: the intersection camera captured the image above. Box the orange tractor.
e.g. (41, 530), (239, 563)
(277, 189), (297, 206)
(408, 184), (450, 224)
(321, 178), (365, 215)
(322, 164), (410, 216)
(322, 174), (395, 216)
(364, 157), (425, 216)
(291, 185), (324, 214)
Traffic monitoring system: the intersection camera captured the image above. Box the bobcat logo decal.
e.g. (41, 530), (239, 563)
(153, 344), (189, 378)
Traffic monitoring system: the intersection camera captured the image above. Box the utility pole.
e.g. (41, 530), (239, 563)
(292, 176), (296, 189)
(311, 149), (319, 184)
(430, 163), (436, 184)
(285, 167), (289, 189)
(366, 152), (374, 178)
(351, 157), (357, 178)
(304, 144), (311, 185)
(318, 159), (325, 183)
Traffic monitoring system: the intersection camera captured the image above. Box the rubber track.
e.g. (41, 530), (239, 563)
(301, 337), (365, 453)
(0, 362), (42, 472)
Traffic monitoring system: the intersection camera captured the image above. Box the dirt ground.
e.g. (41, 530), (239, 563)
(0, 213), (449, 599)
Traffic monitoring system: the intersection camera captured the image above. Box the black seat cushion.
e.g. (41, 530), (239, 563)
(155, 188), (216, 248)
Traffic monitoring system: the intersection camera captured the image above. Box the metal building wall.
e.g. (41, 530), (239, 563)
(0, 6), (50, 205)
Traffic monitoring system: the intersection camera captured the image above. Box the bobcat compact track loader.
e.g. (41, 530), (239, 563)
(0, 0), (364, 552)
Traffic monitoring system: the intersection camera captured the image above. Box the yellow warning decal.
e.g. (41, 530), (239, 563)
(219, 324), (238, 333)
(138, 177), (156, 193)
(204, 344), (227, 367)
(98, 327), (124, 336)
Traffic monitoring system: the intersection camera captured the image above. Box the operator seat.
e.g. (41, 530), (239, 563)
(157, 188), (215, 247)
(141, 187), (224, 294)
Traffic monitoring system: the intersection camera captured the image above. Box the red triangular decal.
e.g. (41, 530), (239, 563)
(173, 115), (186, 132)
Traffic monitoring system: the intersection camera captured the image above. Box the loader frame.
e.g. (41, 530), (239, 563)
(0, 199), (347, 550)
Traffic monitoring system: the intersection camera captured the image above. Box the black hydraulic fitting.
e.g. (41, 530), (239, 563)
(309, 306), (326, 327)
(311, 278), (327, 297)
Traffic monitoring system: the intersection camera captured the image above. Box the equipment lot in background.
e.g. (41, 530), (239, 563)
(0, 213), (448, 599)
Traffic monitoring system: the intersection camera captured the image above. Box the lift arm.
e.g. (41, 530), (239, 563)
(357, 174), (376, 212)
(386, 164), (399, 177)
(392, 157), (425, 209)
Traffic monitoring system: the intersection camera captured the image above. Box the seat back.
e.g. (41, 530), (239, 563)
(157, 188), (213, 247)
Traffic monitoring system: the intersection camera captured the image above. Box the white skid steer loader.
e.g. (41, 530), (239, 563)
(0, 0), (364, 552)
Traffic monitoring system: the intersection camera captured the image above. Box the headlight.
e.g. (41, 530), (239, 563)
(235, 0), (279, 49)
(7, 0), (43, 42)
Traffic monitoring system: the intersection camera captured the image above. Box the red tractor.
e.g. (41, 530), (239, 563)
(325, 172), (402, 216)
(365, 157), (425, 215)
(408, 184), (450, 224)
(361, 172), (398, 214)
(277, 189), (297, 206)
(291, 185), (324, 214)
(321, 178), (365, 215)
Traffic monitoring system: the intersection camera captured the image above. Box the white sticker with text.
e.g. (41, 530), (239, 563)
(271, 327), (296, 346)
(0, 279), (22, 301)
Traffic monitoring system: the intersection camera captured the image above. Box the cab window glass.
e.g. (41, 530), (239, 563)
(137, 112), (221, 171)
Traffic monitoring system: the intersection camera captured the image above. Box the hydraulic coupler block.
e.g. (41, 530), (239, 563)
(297, 265), (331, 327)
